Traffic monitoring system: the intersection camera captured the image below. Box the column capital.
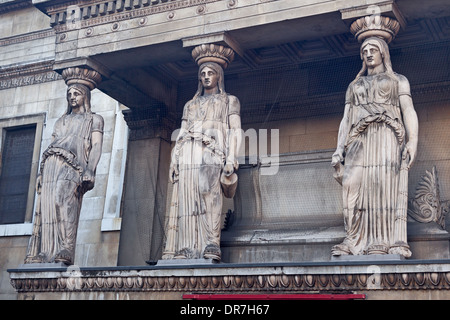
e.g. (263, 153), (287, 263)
(54, 57), (111, 83)
(183, 31), (243, 69)
(340, 0), (406, 27)
(122, 106), (176, 142)
(61, 67), (102, 90)
(191, 43), (235, 69)
(340, 0), (406, 43)
(350, 15), (401, 44)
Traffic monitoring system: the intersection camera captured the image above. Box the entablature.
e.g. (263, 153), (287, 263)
(24, 0), (450, 123)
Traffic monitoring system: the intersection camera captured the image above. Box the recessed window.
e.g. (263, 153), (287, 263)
(0, 125), (37, 224)
(0, 114), (45, 235)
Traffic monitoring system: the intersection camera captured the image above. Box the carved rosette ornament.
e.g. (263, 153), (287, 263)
(191, 43), (235, 68)
(350, 15), (401, 43)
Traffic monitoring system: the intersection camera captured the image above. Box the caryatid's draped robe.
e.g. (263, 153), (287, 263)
(331, 38), (417, 258)
(335, 73), (407, 255)
(163, 70), (241, 262)
(25, 84), (104, 265)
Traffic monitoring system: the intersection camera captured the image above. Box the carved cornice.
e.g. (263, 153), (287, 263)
(0, 29), (58, 90)
(0, 0), (32, 14)
(0, 72), (61, 90)
(44, 0), (225, 31)
(0, 60), (62, 90)
(9, 268), (450, 293)
(0, 29), (55, 47)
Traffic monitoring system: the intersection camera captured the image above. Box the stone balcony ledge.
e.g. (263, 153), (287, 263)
(8, 258), (450, 300)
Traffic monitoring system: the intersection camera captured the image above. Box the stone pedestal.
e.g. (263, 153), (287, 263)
(17, 262), (68, 269)
(331, 254), (405, 262)
(155, 259), (218, 267)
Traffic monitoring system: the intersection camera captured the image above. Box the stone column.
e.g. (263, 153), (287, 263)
(117, 106), (175, 265)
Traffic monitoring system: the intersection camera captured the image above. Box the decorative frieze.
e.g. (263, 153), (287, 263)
(0, 0), (32, 14)
(0, 61), (62, 90)
(47, 0), (228, 31)
(9, 266), (450, 293)
(0, 29), (55, 47)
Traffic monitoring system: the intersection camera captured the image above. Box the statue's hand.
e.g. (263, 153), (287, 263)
(331, 151), (344, 185)
(402, 142), (417, 169)
(169, 163), (179, 183)
(331, 152), (344, 168)
(36, 175), (42, 194)
(223, 162), (234, 176)
(82, 169), (95, 190)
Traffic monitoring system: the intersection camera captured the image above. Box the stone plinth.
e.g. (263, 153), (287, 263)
(17, 262), (68, 269)
(331, 254), (405, 262)
(155, 259), (218, 267)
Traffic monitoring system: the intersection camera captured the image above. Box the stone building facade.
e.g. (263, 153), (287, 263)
(1, 0), (450, 300)
(0, 0), (128, 298)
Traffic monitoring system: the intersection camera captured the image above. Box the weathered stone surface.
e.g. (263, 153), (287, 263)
(24, 67), (105, 266)
(2, 0), (450, 301)
(331, 22), (418, 258)
(162, 45), (241, 262)
(8, 261), (450, 300)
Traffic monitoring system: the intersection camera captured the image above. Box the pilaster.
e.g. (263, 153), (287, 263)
(118, 105), (176, 265)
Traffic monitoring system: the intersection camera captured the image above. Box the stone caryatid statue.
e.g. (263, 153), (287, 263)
(331, 16), (419, 258)
(162, 44), (242, 262)
(24, 67), (104, 266)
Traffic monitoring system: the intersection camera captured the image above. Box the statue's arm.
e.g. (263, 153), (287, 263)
(169, 119), (187, 183)
(398, 76), (419, 169)
(50, 118), (62, 144)
(83, 115), (104, 189)
(225, 96), (241, 175)
(332, 102), (351, 167)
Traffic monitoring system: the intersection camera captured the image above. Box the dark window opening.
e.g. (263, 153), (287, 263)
(0, 125), (36, 224)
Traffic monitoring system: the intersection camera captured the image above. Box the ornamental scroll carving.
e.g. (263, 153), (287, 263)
(408, 166), (450, 229)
